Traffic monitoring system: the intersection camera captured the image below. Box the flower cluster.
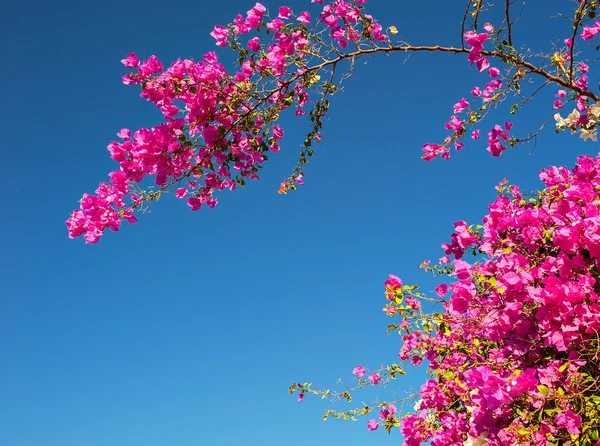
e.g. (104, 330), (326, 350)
(69, 0), (600, 242)
(67, 0), (390, 243)
(376, 155), (600, 445)
(421, 28), (516, 161)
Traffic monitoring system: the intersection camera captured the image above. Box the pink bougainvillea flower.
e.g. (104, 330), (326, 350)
(581, 23), (600, 40)
(453, 98), (470, 114)
(247, 37), (261, 52)
(405, 296), (421, 310)
(278, 5), (292, 19)
(555, 409), (582, 435)
(379, 403), (397, 420)
(384, 274), (402, 288)
(210, 25), (229, 47)
(267, 18), (285, 31)
(245, 2), (266, 29)
(120, 52), (140, 68)
(116, 128), (131, 140)
(297, 11), (311, 24)
(382, 305), (396, 315)
(435, 283), (449, 297)
(367, 419), (379, 431)
(272, 126), (284, 140)
(187, 197), (202, 211)
(411, 355), (423, 366)
(352, 365), (366, 377)
(368, 372), (382, 385)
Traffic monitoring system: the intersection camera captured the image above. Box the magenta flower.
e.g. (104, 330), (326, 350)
(272, 126), (284, 140)
(267, 19), (285, 31)
(248, 37), (261, 52)
(187, 197), (202, 211)
(488, 67), (500, 77)
(405, 296), (421, 310)
(379, 403), (397, 420)
(210, 25), (229, 47)
(453, 98), (470, 114)
(297, 11), (311, 25)
(453, 259), (472, 279)
(278, 6), (292, 19)
(120, 52), (140, 68)
(384, 274), (402, 288)
(581, 24), (600, 40)
(245, 2), (266, 28)
(352, 365), (366, 377)
(367, 419), (379, 431)
(435, 283), (449, 297)
(368, 372), (382, 385)
(555, 409), (582, 434)
(411, 355), (423, 366)
(116, 128), (131, 140)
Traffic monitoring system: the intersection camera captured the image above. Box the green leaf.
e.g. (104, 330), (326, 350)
(537, 385), (549, 395)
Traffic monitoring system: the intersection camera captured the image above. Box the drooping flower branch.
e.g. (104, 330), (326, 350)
(68, 0), (600, 244)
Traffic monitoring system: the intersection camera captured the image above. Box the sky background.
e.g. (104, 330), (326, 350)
(1, 0), (598, 445)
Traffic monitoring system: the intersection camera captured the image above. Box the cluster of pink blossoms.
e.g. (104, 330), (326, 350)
(581, 20), (600, 41)
(67, 0), (389, 243)
(422, 27), (515, 161)
(374, 155), (600, 445)
(67, 51), (242, 243)
(69, 0), (600, 243)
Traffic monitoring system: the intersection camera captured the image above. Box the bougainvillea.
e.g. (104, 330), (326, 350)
(293, 155), (600, 445)
(68, 0), (600, 244)
(69, 0), (600, 444)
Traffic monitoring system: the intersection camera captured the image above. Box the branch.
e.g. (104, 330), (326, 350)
(318, 44), (600, 102)
(461, 0), (475, 49)
(568, 0), (590, 82)
(505, 0), (514, 48)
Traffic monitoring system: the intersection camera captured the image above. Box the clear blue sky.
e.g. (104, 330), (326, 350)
(1, 1), (596, 445)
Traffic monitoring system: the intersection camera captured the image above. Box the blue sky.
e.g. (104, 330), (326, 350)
(1, 0), (597, 445)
